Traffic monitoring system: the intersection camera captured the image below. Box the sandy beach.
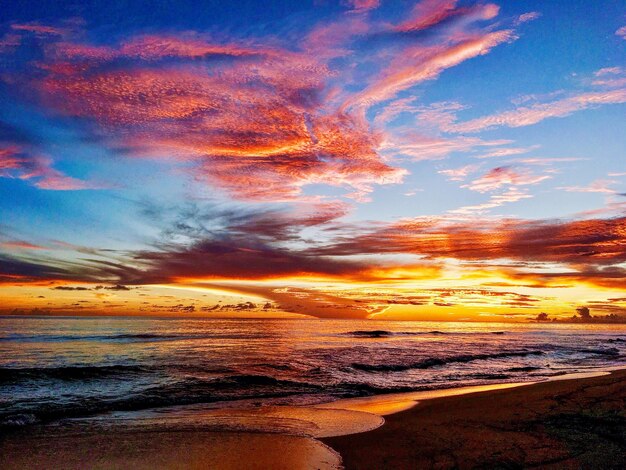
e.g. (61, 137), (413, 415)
(1, 369), (624, 469)
(324, 369), (626, 469)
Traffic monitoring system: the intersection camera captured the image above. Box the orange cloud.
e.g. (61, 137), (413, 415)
(313, 215), (626, 290)
(35, 36), (404, 201)
(0, 2), (524, 202)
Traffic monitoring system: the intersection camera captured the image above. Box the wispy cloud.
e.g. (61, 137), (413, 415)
(0, 145), (101, 190)
(345, 0), (380, 13)
(450, 89), (626, 132)
(515, 12), (541, 25)
(558, 179), (618, 194)
(449, 188), (532, 214)
(463, 166), (550, 192)
(0, 1), (525, 203)
(342, 29), (515, 112)
(438, 163), (481, 181)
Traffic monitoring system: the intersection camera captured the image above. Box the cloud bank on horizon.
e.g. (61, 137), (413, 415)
(1, 0), (625, 320)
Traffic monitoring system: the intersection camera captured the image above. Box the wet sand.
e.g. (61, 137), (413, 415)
(2, 370), (625, 469)
(0, 430), (342, 470)
(324, 369), (626, 469)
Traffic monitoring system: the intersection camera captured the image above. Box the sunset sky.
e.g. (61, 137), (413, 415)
(1, 0), (625, 321)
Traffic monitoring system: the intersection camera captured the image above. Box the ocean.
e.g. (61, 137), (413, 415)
(1, 316), (625, 430)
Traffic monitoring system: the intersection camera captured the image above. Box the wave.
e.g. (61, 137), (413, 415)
(576, 347), (620, 356)
(0, 332), (266, 343)
(0, 373), (322, 429)
(344, 330), (507, 338)
(0, 363), (239, 383)
(0, 333), (185, 342)
(351, 350), (544, 372)
(346, 330), (394, 338)
(507, 366), (541, 372)
(0, 365), (149, 383)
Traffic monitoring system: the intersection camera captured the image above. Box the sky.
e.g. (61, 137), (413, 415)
(1, 0), (625, 321)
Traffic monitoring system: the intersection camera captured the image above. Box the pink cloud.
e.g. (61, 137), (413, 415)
(5, 4), (526, 202)
(30, 29), (412, 201)
(345, 0), (380, 13)
(0, 145), (99, 190)
(413, 101), (467, 131)
(342, 29), (515, 111)
(438, 163), (481, 181)
(558, 179), (618, 194)
(616, 26), (626, 39)
(464, 166), (550, 193)
(11, 23), (68, 36)
(449, 188), (531, 214)
(0, 241), (44, 250)
(475, 146), (538, 159)
(516, 157), (583, 166)
(394, 0), (459, 32)
(381, 133), (511, 161)
(595, 67), (622, 77)
(515, 12), (541, 25)
(0, 33), (21, 52)
(451, 88), (626, 132)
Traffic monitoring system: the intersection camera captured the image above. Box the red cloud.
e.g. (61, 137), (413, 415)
(312, 215), (626, 289)
(13, 1), (518, 202)
(36, 38), (404, 201)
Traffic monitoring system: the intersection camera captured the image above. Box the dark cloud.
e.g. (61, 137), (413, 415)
(127, 237), (374, 283)
(310, 215), (626, 289)
(52, 285), (90, 291)
(94, 284), (131, 290)
(0, 253), (72, 282)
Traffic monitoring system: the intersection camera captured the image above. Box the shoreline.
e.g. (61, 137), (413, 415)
(316, 368), (617, 417)
(2, 367), (625, 468)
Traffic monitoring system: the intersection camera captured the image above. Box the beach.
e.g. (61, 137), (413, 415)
(2, 369), (625, 469)
(1, 317), (625, 469)
(325, 369), (626, 469)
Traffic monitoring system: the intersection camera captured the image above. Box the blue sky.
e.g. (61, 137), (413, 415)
(1, 1), (625, 320)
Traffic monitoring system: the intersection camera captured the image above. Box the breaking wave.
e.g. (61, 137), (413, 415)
(351, 350), (545, 372)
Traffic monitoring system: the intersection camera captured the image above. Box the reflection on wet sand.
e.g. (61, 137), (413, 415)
(1, 431), (342, 470)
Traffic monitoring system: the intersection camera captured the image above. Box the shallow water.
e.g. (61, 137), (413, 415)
(1, 316), (625, 428)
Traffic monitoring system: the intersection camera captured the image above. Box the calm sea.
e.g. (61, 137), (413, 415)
(1, 316), (624, 429)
